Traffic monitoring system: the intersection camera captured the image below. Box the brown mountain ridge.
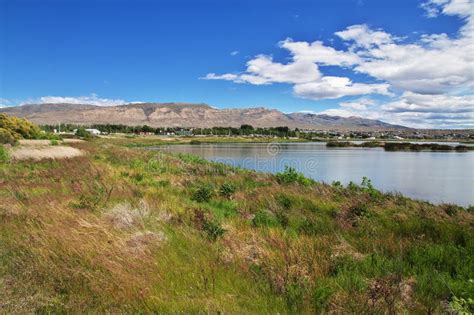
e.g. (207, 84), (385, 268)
(0, 102), (407, 130)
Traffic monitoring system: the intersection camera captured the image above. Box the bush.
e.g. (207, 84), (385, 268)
(75, 127), (93, 140)
(0, 113), (42, 140)
(276, 194), (293, 209)
(361, 176), (381, 199)
(0, 128), (17, 145)
(219, 182), (236, 199)
(348, 203), (370, 218)
(192, 184), (214, 202)
(441, 203), (460, 216)
(202, 220), (226, 241)
(450, 296), (474, 314)
(50, 139), (59, 146)
(0, 145), (9, 163)
(332, 180), (343, 188)
(276, 166), (312, 186)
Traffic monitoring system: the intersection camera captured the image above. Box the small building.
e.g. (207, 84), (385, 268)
(86, 129), (101, 135)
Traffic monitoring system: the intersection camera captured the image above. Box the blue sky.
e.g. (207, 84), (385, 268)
(1, 0), (473, 128)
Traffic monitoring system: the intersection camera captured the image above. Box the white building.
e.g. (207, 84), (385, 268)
(85, 129), (101, 135)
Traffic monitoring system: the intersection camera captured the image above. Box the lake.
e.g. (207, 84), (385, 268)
(152, 142), (474, 207)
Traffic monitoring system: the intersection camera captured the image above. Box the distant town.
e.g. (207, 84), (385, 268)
(40, 123), (474, 142)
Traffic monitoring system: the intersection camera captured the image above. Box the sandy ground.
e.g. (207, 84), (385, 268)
(18, 139), (84, 146)
(10, 145), (84, 161)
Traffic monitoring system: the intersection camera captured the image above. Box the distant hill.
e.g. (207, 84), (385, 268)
(0, 102), (407, 130)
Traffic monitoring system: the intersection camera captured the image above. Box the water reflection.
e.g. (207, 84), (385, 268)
(152, 142), (474, 206)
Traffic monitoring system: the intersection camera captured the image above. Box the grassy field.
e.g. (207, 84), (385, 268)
(1, 138), (473, 313)
(104, 134), (308, 148)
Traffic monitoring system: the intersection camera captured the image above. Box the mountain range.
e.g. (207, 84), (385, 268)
(0, 102), (406, 130)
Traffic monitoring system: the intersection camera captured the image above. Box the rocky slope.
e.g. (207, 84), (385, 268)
(0, 102), (406, 130)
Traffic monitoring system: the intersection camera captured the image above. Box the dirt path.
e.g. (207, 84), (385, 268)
(10, 145), (84, 161)
(18, 139), (84, 146)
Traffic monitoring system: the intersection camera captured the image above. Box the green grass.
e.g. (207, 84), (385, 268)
(0, 138), (473, 313)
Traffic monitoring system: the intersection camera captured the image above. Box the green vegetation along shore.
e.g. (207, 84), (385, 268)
(326, 140), (472, 152)
(0, 116), (473, 313)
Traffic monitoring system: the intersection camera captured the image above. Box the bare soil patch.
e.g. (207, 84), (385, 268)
(10, 145), (84, 161)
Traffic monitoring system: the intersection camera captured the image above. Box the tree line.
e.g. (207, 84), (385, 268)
(40, 123), (300, 137)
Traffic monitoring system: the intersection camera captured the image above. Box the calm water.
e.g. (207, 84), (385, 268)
(153, 142), (474, 206)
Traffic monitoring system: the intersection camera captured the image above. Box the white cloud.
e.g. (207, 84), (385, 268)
(340, 98), (376, 110)
(35, 93), (132, 106)
(203, 0), (474, 128)
(203, 46), (385, 99)
(382, 92), (474, 113)
(335, 24), (395, 49)
(0, 98), (13, 108)
(421, 0), (473, 18)
(204, 54), (321, 85)
(318, 93), (474, 128)
(293, 76), (390, 100)
(230, 50), (239, 56)
(279, 38), (360, 66)
(337, 21), (474, 94)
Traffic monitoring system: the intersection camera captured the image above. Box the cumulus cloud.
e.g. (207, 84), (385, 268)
(279, 38), (360, 66)
(421, 0), (473, 18)
(335, 24), (395, 49)
(293, 77), (390, 100)
(204, 54), (321, 85)
(382, 92), (474, 114)
(35, 93), (132, 106)
(318, 93), (474, 128)
(340, 98), (376, 110)
(203, 45), (385, 99)
(203, 0), (474, 128)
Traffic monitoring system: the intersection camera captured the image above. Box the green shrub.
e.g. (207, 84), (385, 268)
(450, 296), (474, 314)
(276, 194), (293, 209)
(347, 181), (359, 191)
(0, 145), (9, 163)
(132, 172), (145, 183)
(0, 128), (17, 145)
(0, 113), (42, 140)
(348, 203), (370, 218)
(442, 203), (460, 216)
(189, 139), (201, 145)
(75, 127), (93, 140)
(219, 182), (236, 199)
(332, 180), (343, 188)
(361, 176), (381, 199)
(202, 220), (226, 241)
(276, 166), (312, 186)
(50, 139), (59, 146)
(192, 184), (214, 202)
